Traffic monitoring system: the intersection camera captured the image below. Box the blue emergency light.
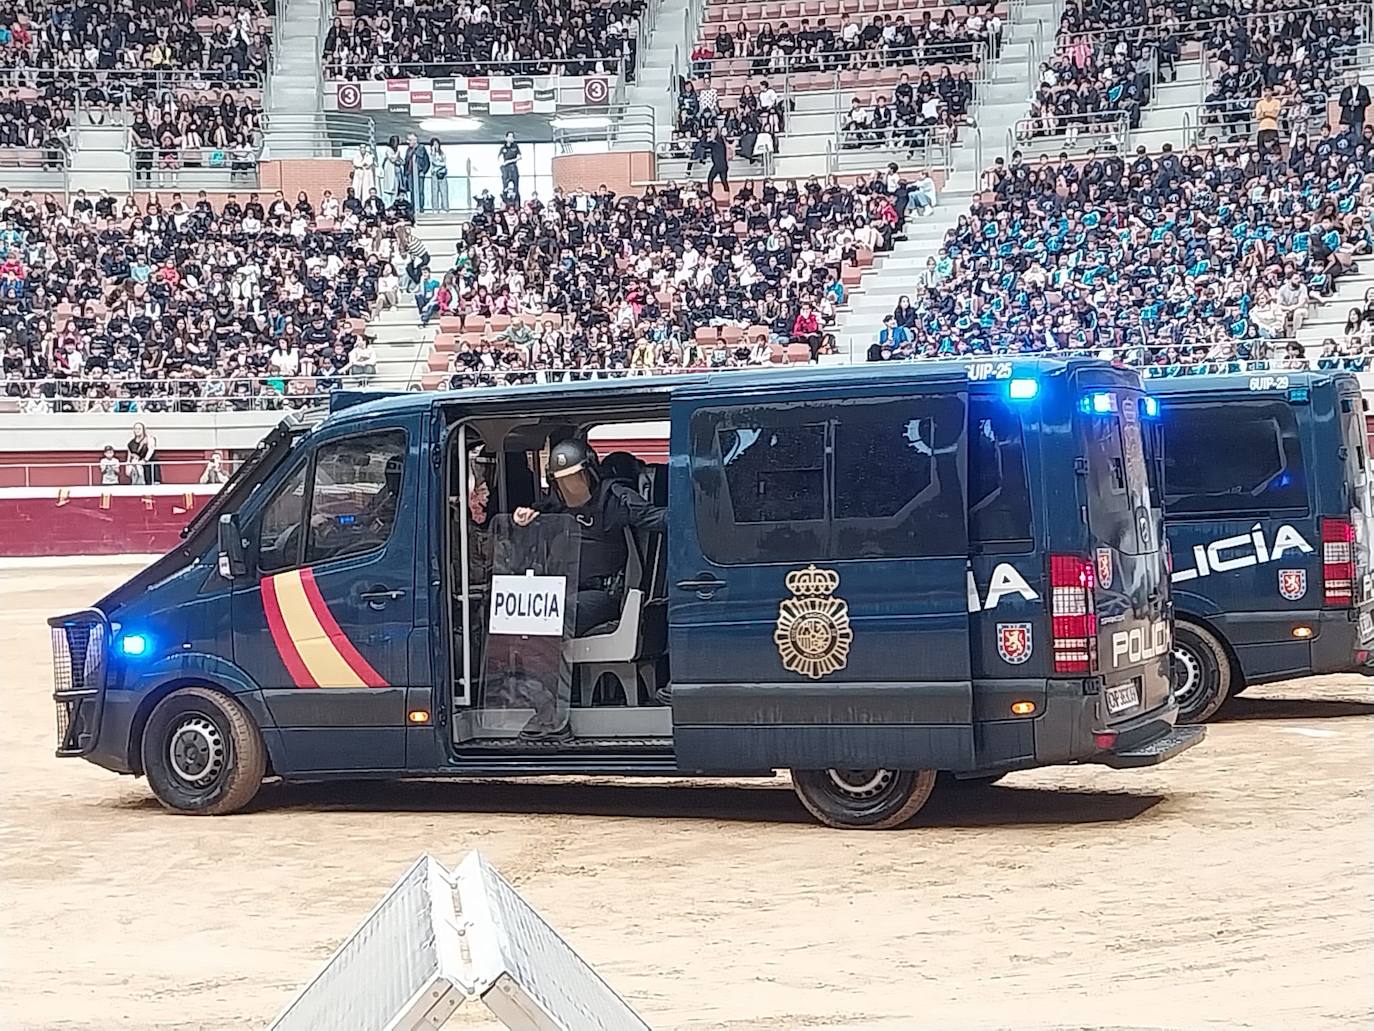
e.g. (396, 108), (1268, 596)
(1088, 391), (1117, 414)
(1142, 396), (1160, 418)
(119, 633), (150, 657)
(1008, 378), (1039, 400)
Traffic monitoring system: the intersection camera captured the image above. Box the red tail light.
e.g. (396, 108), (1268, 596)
(1050, 554), (1097, 674)
(1322, 517), (1355, 608)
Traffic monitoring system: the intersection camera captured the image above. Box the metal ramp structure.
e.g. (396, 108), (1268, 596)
(267, 852), (651, 1031)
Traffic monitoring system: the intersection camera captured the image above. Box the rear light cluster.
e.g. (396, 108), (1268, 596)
(1050, 554), (1097, 674)
(1322, 517), (1355, 607)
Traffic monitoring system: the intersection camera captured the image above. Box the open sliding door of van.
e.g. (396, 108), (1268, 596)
(666, 375), (976, 775)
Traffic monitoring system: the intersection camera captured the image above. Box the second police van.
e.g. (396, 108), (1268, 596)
(1147, 370), (1374, 721)
(50, 358), (1202, 830)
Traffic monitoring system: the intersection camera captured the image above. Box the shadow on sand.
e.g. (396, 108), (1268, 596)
(113, 778), (1167, 828)
(1218, 694), (1374, 723)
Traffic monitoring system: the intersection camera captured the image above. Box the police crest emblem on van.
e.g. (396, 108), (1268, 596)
(1278, 568), (1307, 601)
(997, 623), (1032, 664)
(1096, 547), (1114, 590)
(774, 565), (853, 680)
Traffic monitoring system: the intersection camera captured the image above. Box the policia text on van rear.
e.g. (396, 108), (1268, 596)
(50, 360), (1202, 830)
(1148, 370), (1374, 722)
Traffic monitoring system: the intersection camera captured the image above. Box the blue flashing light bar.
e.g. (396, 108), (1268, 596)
(1008, 378), (1039, 400)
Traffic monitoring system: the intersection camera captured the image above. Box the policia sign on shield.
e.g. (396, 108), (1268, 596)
(477, 514), (580, 739)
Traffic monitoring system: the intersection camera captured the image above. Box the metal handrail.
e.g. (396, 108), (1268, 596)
(0, 66), (266, 95)
(321, 55), (628, 80)
(0, 146), (74, 199)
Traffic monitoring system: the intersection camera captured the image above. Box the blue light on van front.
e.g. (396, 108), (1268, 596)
(1089, 391), (1117, 414)
(1008, 378), (1039, 400)
(119, 633), (149, 658)
(1142, 396), (1160, 418)
(1288, 387), (1310, 403)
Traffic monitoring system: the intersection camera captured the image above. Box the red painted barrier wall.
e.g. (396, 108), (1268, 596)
(0, 487), (219, 557)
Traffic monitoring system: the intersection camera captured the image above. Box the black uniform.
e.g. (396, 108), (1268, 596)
(535, 480), (667, 634)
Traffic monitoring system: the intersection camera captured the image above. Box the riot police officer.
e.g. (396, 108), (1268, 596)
(514, 439), (666, 635)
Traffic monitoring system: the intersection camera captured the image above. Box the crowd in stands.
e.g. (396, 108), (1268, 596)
(677, 8), (995, 161)
(1033, 0), (1366, 148)
(695, 7), (1002, 76)
(404, 173), (918, 387)
(0, 186), (392, 412)
(868, 129), (1374, 371)
(322, 0), (642, 80)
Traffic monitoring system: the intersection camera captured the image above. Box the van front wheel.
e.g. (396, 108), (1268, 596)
(790, 768), (937, 829)
(1173, 622), (1231, 724)
(141, 687), (267, 815)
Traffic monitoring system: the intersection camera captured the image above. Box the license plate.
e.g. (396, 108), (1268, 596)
(1105, 681), (1141, 715)
(1360, 612), (1373, 642)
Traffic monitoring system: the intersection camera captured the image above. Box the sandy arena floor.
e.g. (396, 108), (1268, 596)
(1, 565), (1372, 1031)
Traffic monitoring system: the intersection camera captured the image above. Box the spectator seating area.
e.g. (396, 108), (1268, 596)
(322, 0), (643, 80)
(1034, 0), (1366, 151)
(0, 187), (398, 411)
(866, 130), (1374, 370)
(0, 0), (273, 177)
(671, 1), (1000, 162)
(406, 173), (928, 389)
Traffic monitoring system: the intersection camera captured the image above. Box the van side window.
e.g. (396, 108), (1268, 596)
(1162, 400), (1307, 515)
(967, 397), (1033, 546)
(304, 430), (408, 565)
(719, 424), (826, 523)
(831, 397), (967, 558)
(691, 396), (966, 564)
(258, 462), (309, 574)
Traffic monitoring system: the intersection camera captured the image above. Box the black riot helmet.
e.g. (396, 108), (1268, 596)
(548, 439), (598, 482)
(383, 454), (403, 494)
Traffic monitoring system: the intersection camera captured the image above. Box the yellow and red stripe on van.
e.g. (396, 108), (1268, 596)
(261, 568), (388, 689)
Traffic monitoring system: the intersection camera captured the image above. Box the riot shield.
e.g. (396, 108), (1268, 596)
(471, 513), (580, 740)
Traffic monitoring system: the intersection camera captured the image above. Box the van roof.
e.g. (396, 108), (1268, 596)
(329, 355), (1130, 420)
(1145, 369), (1357, 395)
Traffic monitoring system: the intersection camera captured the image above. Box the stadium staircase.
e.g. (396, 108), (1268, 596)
(619, 0), (696, 153)
(825, 0), (1060, 362)
(263, 0), (330, 157)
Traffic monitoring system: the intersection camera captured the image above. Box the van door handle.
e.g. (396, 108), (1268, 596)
(360, 586), (407, 610)
(676, 574), (726, 597)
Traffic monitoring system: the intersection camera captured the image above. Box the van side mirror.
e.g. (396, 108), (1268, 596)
(218, 514), (247, 579)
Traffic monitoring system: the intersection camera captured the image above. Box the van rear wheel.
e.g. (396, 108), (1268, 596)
(141, 687), (267, 815)
(1173, 622), (1231, 724)
(790, 768), (936, 829)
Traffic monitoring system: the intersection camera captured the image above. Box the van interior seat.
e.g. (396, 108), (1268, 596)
(567, 530), (669, 707)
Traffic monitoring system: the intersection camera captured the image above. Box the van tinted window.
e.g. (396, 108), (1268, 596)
(831, 397), (967, 559)
(305, 430), (408, 565)
(1162, 400), (1307, 515)
(692, 396), (966, 564)
(967, 396), (1033, 545)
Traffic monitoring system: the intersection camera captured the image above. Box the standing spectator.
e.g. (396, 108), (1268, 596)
(705, 127), (729, 196)
(127, 422), (157, 485)
(404, 133), (427, 214)
(499, 132), (522, 205)
(429, 139), (449, 212)
(379, 135), (401, 208)
(99, 445), (119, 485)
(1339, 72), (1371, 135)
(200, 451), (230, 485)
(352, 145), (377, 202)
(1253, 87), (1282, 150)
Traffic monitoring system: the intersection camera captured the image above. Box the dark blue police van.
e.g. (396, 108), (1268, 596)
(51, 358), (1202, 829)
(1148, 370), (1374, 722)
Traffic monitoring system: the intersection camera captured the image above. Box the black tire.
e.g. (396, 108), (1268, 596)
(936, 771), (1007, 789)
(1173, 622), (1232, 724)
(790, 768), (937, 829)
(140, 686), (267, 815)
